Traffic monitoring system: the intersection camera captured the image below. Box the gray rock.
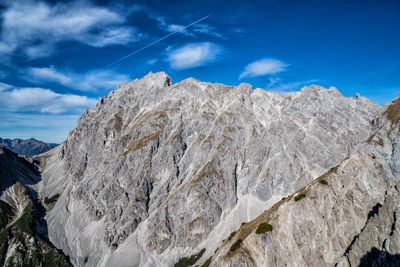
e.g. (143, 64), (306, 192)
(32, 72), (398, 266)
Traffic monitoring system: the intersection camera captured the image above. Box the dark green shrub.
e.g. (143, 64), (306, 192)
(294, 193), (306, 201)
(201, 257), (212, 267)
(229, 239), (242, 252)
(0, 200), (14, 230)
(319, 179), (328, 185)
(228, 231), (236, 241)
(255, 223), (273, 234)
(44, 193), (60, 205)
(174, 248), (205, 267)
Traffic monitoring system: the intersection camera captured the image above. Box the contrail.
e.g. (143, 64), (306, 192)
(104, 15), (210, 69)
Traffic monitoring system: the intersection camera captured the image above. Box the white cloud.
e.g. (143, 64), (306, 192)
(265, 77), (318, 92)
(0, 85), (98, 114)
(24, 66), (131, 92)
(0, 82), (13, 91)
(239, 58), (288, 79)
(28, 67), (72, 85)
(167, 42), (222, 70)
(0, 0), (142, 59)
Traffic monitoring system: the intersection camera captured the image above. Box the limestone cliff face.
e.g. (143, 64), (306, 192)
(207, 96), (400, 267)
(35, 72), (398, 266)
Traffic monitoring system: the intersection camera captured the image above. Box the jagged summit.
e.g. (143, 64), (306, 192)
(1, 72), (397, 266)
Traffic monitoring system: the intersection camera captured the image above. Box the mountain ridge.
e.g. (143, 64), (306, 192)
(1, 72), (399, 266)
(0, 137), (58, 156)
(0, 146), (71, 266)
(34, 72), (397, 266)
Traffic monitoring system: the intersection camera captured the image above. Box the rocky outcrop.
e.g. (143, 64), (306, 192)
(33, 72), (399, 266)
(0, 138), (58, 156)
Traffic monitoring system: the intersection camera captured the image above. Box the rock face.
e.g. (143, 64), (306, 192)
(0, 138), (58, 156)
(31, 71), (399, 266)
(206, 96), (400, 267)
(0, 146), (71, 266)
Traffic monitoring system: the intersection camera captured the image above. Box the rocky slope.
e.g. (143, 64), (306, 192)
(0, 138), (58, 156)
(0, 146), (71, 266)
(31, 72), (399, 266)
(201, 96), (400, 267)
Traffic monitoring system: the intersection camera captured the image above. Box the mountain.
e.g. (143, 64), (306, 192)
(0, 138), (58, 156)
(31, 72), (399, 266)
(1, 72), (399, 266)
(0, 146), (71, 266)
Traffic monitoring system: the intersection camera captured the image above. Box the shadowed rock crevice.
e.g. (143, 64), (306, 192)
(359, 247), (400, 267)
(342, 202), (385, 259)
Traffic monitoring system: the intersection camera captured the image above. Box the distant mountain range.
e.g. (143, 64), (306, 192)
(0, 137), (58, 156)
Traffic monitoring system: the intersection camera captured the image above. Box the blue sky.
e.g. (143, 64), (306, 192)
(0, 0), (399, 143)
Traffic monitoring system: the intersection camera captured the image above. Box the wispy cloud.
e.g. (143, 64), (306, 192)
(23, 66), (131, 92)
(192, 23), (224, 38)
(0, 0), (143, 59)
(265, 77), (318, 92)
(147, 58), (159, 65)
(239, 58), (288, 79)
(154, 14), (223, 39)
(166, 24), (193, 36)
(0, 84), (98, 114)
(28, 67), (72, 85)
(167, 42), (222, 70)
(0, 82), (13, 91)
(230, 28), (245, 34)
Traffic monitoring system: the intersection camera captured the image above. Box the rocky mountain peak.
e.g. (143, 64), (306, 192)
(0, 71), (395, 267)
(28, 72), (400, 267)
(138, 71), (173, 88)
